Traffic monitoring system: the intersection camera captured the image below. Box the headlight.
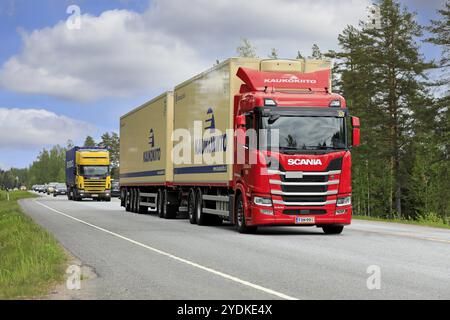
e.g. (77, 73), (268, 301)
(253, 196), (272, 207)
(337, 196), (351, 207)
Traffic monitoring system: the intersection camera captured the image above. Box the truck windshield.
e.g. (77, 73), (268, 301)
(261, 116), (346, 152)
(80, 166), (109, 177)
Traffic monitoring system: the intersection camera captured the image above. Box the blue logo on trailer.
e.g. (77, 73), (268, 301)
(143, 128), (160, 162)
(149, 128), (155, 148)
(194, 108), (227, 155)
(205, 108), (216, 132)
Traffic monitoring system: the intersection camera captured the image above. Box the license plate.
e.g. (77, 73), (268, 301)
(92, 194), (98, 197)
(295, 216), (315, 224)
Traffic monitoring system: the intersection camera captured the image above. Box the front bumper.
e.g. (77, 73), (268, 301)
(78, 191), (111, 199)
(246, 197), (352, 226)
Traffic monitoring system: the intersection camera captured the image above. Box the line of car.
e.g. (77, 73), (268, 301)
(32, 180), (120, 198)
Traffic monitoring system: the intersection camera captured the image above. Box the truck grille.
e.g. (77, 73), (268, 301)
(84, 179), (106, 192)
(270, 157), (342, 207)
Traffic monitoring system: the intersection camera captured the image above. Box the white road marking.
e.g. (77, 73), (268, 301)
(34, 200), (298, 300)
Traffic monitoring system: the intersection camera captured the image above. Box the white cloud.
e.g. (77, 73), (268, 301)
(0, 108), (96, 148)
(0, 0), (370, 101)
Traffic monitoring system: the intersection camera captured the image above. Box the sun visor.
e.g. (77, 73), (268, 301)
(236, 67), (330, 92)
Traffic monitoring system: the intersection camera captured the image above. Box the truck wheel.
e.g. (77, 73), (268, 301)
(235, 194), (257, 234)
(125, 189), (131, 212)
(322, 225), (344, 235)
(157, 189), (165, 218)
(195, 189), (208, 226)
(163, 189), (177, 219)
(131, 189), (138, 213)
(188, 190), (197, 224)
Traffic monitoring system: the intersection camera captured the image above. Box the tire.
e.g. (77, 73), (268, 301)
(195, 189), (208, 226)
(105, 197), (111, 202)
(163, 189), (177, 219)
(157, 189), (165, 218)
(132, 188), (138, 213)
(322, 225), (344, 235)
(125, 188), (131, 212)
(73, 188), (81, 201)
(235, 193), (257, 234)
(188, 190), (197, 224)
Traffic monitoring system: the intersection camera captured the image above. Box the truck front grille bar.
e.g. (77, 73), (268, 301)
(267, 170), (341, 176)
(271, 190), (338, 196)
(269, 179), (339, 186)
(273, 199), (336, 206)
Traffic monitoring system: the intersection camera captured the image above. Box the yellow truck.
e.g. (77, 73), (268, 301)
(66, 147), (112, 201)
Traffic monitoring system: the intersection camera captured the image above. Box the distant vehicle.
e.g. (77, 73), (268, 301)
(40, 184), (48, 193)
(46, 182), (58, 195)
(20, 186), (27, 191)
(36, 185), (45, 193)
(53, 183), (67, 197)
(111, 180), (120, 197)
(66, 147), (112, 201)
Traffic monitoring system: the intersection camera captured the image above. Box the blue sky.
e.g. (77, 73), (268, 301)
(0, 0), (446, 169)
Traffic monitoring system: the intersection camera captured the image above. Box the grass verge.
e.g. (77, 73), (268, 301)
(0, 191), (67, 299)
(353, 215), (450, 230)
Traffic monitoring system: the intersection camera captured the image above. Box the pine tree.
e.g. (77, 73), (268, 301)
(268, 48), (278, 59)
(333, 0), (433, 218)
(310, 44), (323, 59)
(237, 38), (257, 58)
(84, 136), (96, 147)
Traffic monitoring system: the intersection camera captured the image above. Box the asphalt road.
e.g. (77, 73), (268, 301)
(20, 193), (450, 300)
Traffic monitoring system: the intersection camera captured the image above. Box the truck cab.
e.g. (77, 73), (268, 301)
(232, 64), (360, 234)
(66, 147), (112, 202)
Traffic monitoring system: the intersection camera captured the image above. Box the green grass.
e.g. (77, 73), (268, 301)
(353, 215), (450, 230)
(0, 191), (67, 299)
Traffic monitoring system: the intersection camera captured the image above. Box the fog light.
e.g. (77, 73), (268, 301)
(254, 196), (272, 207)
(336, 209), (346, 215)
(260, 209), (274, 215)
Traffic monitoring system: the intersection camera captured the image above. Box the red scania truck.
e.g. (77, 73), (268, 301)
(120, 58), (360, 234)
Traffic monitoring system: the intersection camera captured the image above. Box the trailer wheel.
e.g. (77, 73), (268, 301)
(322, 225), (344, 235)
(132, 188), (138, 213)
(157, 189), (165, 218)
(235, 194), (257, 234)
(188, 190), (197, 224)
(125, 188), (131, 212)
(195, 189), (208, 225)
(163, 189), (177, 219)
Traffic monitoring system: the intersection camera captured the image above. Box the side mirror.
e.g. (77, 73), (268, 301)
(351, 116), (360, 147)
(236, 115), (246, 128)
